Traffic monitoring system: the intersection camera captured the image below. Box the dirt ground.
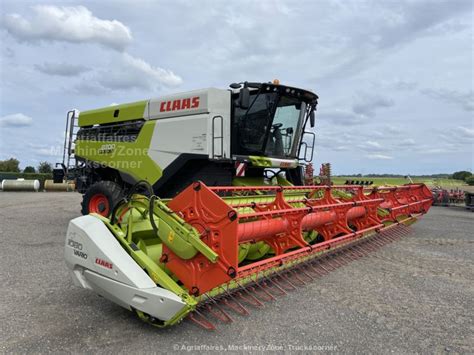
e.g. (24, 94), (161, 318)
(0, 192), (473, 353)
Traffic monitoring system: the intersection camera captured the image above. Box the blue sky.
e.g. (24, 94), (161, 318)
(0, 0), (472, 174)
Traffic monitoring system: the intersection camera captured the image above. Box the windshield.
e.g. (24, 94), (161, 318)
(232, 92), (306, 158)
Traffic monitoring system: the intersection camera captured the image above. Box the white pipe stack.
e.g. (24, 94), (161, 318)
(1, 179), (40, 192)
(44, 180), (75, 192)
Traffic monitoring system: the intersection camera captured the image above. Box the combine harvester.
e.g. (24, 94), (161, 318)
(63, 81), (433, 329)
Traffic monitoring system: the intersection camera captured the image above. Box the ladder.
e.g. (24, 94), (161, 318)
(61, 110), (79, 177)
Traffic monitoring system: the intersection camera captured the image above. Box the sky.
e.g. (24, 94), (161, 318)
(0, 0), (472, 175)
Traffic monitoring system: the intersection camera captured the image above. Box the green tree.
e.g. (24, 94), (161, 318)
(37, 161), (53, 174)
(466, 176), (474, 186)
(23, 166), (36, 173)
(452, 171), (472, 181)
(0, 158), (20, 172)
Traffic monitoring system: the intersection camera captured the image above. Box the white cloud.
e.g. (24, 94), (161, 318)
(3, 5), (132, 51)
(437, 126), (474, 150)
(455, 126), (474, 138)
(318, 93), (394, 127)
(0, 113), (33, 127)
(37, 146), (62, 157)
(365, 141), (382, 149)
(421, 88), (474, 112)
(352, 95), (394, 117)
(357, 140), (392, 153)
(88, 53), (182, 92)
(35, 62), (90, 76)
(389, 79), (418, 91)
(27, 142), (61, 157)
(398, 138), (417, 147)
(366, 154), (393, 160)
(317, 109), (367, 126)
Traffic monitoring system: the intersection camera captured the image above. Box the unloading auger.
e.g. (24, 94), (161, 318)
(65, 180), (433, 329)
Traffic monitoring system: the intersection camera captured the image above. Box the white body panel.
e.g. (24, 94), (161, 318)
(65, 215), (186, 321)
(148, 114), (209, 169)
(146, 88), (231, 169)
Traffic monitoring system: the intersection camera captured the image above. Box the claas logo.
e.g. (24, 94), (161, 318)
(160, 96), (200, 112)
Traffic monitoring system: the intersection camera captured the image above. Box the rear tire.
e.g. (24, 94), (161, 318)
(81, 181), (123, 216)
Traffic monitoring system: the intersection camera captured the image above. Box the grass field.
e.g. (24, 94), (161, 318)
(332, 176), (467, 188)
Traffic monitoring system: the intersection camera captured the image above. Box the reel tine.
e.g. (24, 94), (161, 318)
(337, 249), (354, 264)
(298, 267), (315, 281)
(397, 225), (410, 237)
(347, 246), (364, 258)
(401, 224), (412, 235)
(344, 248), (360, 260)
(381, 230), (397, 242)
(274, 274), (296, 291)
(378, 233), (393, 244)
(278, 273), (296, 290)
(338, 251), (355, 264)
(222, 297), (250, 316)
(386, 229), (401, 241)
(365, 241), (380, 252)
(376, 235), (390, 245)
(378, 237), (391, 247)
(368, 237), (383, 249)
(235, 281), (264, 308)
(391, 226), (404, 238)
(189, 310), (216, 331)
(219, 286), (250, 316)
(264, 276), (287, 296)
(307, 262), (327, 276)
(287, 270), (306, 285)
(370, 236), (386, 247)
(396, 227), (407, 238)
(323, 256), (341, 269)
(314, 260), (332, 274)
(203, 295), (233, 323)
(204, 304), (233, 323)
(329, 254), (344, 268)
(253, 282), (276, 301)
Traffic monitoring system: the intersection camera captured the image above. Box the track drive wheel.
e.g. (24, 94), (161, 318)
(81, 181), (123, 216)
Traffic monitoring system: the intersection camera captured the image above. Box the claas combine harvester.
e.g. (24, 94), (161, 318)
(63, 81), (433, 329)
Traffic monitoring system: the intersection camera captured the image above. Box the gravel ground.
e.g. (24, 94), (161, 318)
(0, 192), (473, 354)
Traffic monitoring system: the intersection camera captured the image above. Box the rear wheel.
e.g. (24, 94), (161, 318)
(81, 181), (123, 216)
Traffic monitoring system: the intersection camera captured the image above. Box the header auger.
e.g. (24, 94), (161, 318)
(62, 80), (433, 329)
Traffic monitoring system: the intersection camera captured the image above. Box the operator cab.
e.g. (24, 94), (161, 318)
(230, 81), (318, 161)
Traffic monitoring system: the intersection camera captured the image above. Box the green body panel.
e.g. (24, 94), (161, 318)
(75, 121), (162, 183)
(116, 197), (218, 262)
(233, 176), (267, 186)
(276, 175), (294, 186)
(248, 155), (299, 168)
(248, 156), (273, 167)
(151, 197), (218, 262)
(78, 100), (147, 127)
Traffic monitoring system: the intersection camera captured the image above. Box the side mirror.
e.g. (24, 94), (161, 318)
(239, 87), (250, 109)
(309, 110), (315, 128)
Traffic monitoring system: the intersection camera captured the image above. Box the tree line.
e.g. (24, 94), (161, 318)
(0, 158), (53, 174)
